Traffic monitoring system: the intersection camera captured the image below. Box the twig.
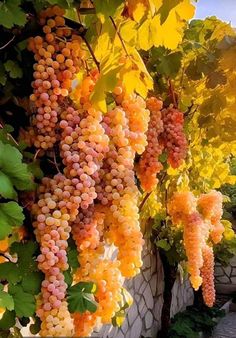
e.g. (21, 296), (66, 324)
(34, 149), (41, 161)
(52, 151), (61, 174)
(109, 16), (129, 57)
(0, 35), (15, 50)
(82, 35), (100, 70)
(139, 192), (151, 211)
(168, 79), (178, 108)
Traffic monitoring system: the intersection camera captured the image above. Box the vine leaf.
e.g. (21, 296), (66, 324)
(0, 310), (15, 330)
(93, 0), (123, 23)
(0, 0), (26, 29)
(22, 271), (44, 295)
(4, 61), (23, 79)
(68, 282), (97, 313)
(158, 0), (182, 25)
(0, 202), (24, 239)
(0, 141), (34, 193)
(0, 172), (17, 200)
(10, 241), (39, 277)
(90, 51), (122, 112)
(0, 263), (21, 284)
(0, 285), (14, 311)
(8, 284), (36, 318)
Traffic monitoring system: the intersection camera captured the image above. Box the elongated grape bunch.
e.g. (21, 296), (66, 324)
(161, 106), (188, 168)
(32, 174), (76, 336)
(28, 5), (85, 150)
(120, 90), (150, 154)
(59, 75), (109, 210)
(201, 245), (215, 307)
(198, 190), (224, 244)
(168, 192), (204, 290)
(184, 212), (204, 290)
(72, 207), (124, 332)
(137, 97), (164, 192)
(99, 107), (144, 277)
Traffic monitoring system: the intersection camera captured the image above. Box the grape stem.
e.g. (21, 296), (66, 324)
(168, 79), (178, 108)
(0, 35), (15, 50)
(82, 35), (100, 70)
(139, 192), (151, 211)
(109, 16), (129, 57)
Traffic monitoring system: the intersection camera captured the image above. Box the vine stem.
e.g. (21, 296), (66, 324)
(109, 16), (129, 57)
(0, 35), (15, 50)
(82, 35), (100, 70)
(139, 192), (151, 211)
(168, 79), (178, 108)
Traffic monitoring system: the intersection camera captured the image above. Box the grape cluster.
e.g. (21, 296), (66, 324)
(137, 97), (164, 192)
(32, 174), (75, 336)
(161, 106), (188, 168)
(201, 245), (215, 307)
(99, 107), (144, 277)
(168, 190), (224, 304)
(28, 5), (85, 150)
(198, 190), (224, 244)
(29, 6), (151, 335)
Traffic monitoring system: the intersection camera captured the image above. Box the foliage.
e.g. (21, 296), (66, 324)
(168, 305), (225, 338)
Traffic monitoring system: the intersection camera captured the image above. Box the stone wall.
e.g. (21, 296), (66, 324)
(215, 256), (236, 294)
(92, 238), (194, 338)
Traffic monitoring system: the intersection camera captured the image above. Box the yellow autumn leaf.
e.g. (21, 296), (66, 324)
(94, 32), (111, 62)
(132, 1), (148, 22)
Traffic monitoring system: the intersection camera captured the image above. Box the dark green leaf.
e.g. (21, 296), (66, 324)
(0, 311), (15, 330)
(4, 61), (23, 79)
(29, 317), (41, 335)
(0, 289), (14, 311)
(0, 202), (24, 239)
(8, 284), (36, 317)
(0, 141), (33, 191)
(0, 0), (26, 29)
(22, 271), (44, 295)
(67, 282), (97, 313)
(0, 263), (21, 284)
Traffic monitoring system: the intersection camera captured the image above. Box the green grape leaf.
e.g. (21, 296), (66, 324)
(0, 286), (14, 311)
(0, 125), (15, 146)
(10, 241), (38, 277)
(22, 271), (44, 295)
(0, 263), (21, 284)
(8, 284), (36, 318)
(63, 270), (73, 287)
(156, 52), (182, 77)
(4, 60), (23, 79)
(0, 63), (7, 86)
(0, 202), (24, 240)
(0, 0), (26, 29)
(0, 172), (17, 199)
(0, 141), (34, 191)
(0, 310), (15, 330)
(67, 282), (97, 313)
(28, 161), (44, 180)
(155, 239), (171, 251)
(67, 247), (79, 270)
